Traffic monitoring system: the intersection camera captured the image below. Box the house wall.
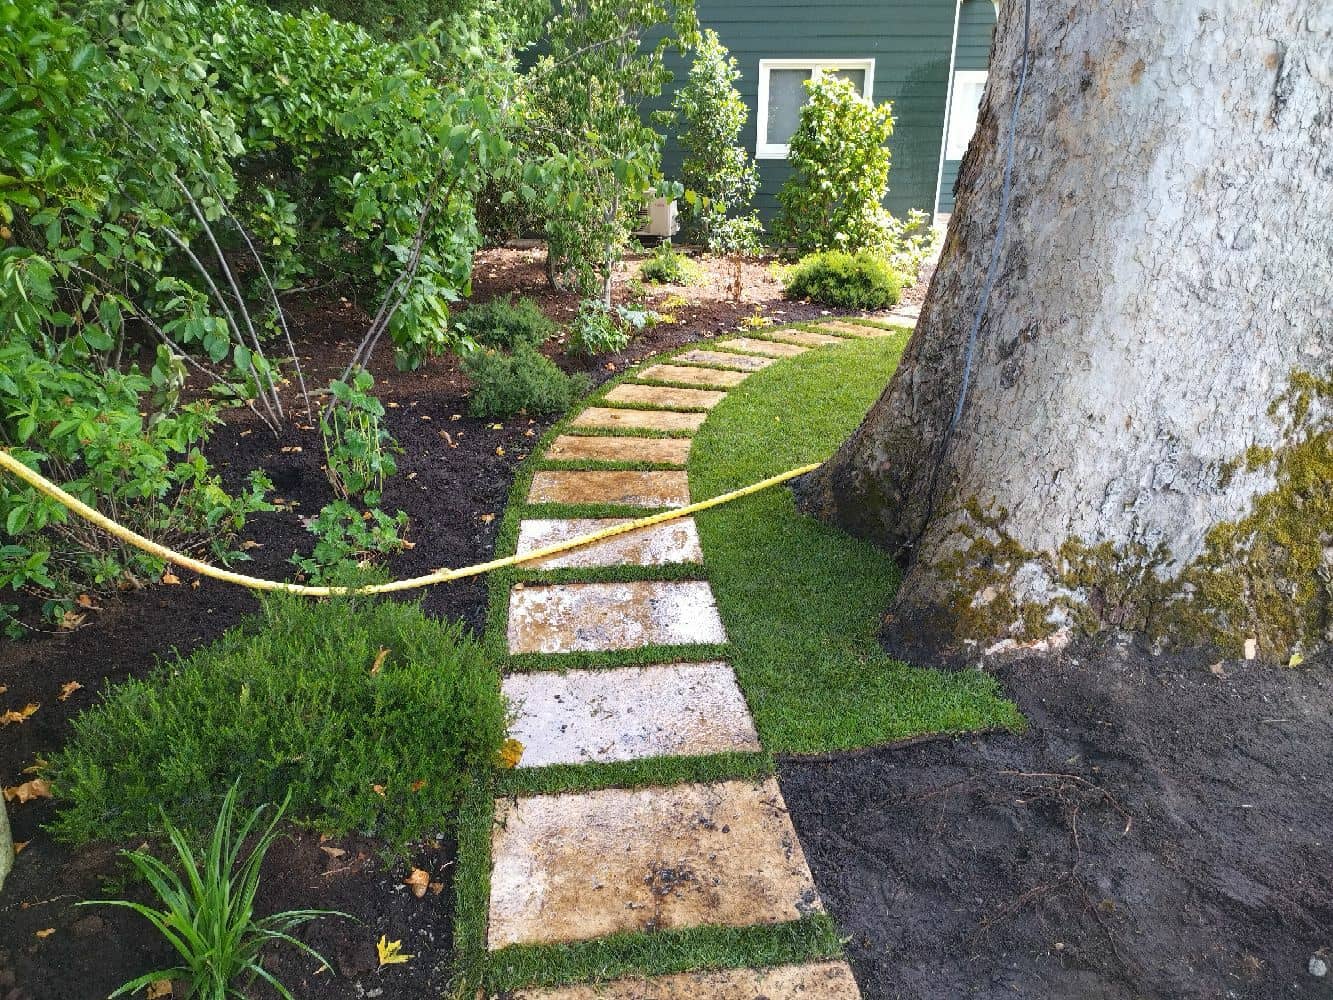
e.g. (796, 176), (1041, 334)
(657, 0), (958, 229)
(937, 0), (996, 213)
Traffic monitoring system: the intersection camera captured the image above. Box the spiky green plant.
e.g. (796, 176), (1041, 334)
(83, 783), (346, 999)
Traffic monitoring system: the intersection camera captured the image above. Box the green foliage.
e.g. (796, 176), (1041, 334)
(567, 299), (631, 356)
(639, 243), (700, 285)
(321, 369), (399, 504)
(464, 344), (588, 419)
(784, 251), (902, 310)
(457, 296), (557, 350)
(775, 75), (895, 256)
(523, 0), (699, 300)
(672, 30), (762, 255)
(290, 501), (410, 585)
(84, 783), (343, 1000)
(49, 594), (507, 853)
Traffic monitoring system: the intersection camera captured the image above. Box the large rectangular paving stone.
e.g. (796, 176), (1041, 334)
(603, 383), (727, 410)
(507, 580), (726, 654)
(762, 328), (846, 347)
(507, 961), (862, 999)
(636, 364), (749, 389)
(674, 350), (776, 372)
(547, 435), (691, 466)
(488, 778), (821, 948)
(571, 407), (707, 434)
(529, 470), (690, 508)
(502, 662), (759, 767)
(515, 518), (702, 569)
(818, 320), (895, 338)
(714, 337), (807, 358)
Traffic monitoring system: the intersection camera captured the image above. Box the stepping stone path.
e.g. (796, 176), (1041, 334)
(488, 321), (898, 997)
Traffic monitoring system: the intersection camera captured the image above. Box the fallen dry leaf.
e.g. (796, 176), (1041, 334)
(58, 610), (85, 630)
(495, 446), (505, 457)
(146, 980), (172, 1000)
(0, 685), (6, 696)
(410, 779), (427, 793)
(241, 540), (263, 550)
(75, 594), (97, 609)
(404, 868), (430, 899)
(371, 784), (386, 797)
(320, 845), (347, 860)
(161, 571), (181, 586)
(496, 738), (524, 770)
(479, 513), (495, 524)
(1208, 662), (1228, 679)
(14, 841), (29, 855)
(35, 928), (55, 940)
(0, 703), (39, 726)
(280, 446), (303, 453)
(370, 647), (390, 676)
(376, 935), (412, 966)
(58, 681), (83, 701)
(428, 881), (444, 896)
(4, 778), (52, 803)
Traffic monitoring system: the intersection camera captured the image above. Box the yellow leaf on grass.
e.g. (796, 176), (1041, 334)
(0, 703), (39, 726)
(404, 868), (430, 899)
(496, 738), (524, 770)
(370, 647), (390, 676)
(58, 681), (83, 701)
(377, 935), (413, 966)
(3, 778), (52, 803)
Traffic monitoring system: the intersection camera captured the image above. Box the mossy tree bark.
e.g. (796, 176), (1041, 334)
(798, 0), (1331, 663)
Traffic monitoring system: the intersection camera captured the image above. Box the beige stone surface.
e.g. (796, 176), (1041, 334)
(714, 337), (807, 358)
(515, 518), (702, 569)
(507, 580), (726, 654)
(636, 364), (749, 389)
(502, 662), (759, 767)
(817, 320), (893, 338)
(761, 329), (846, 347)
(487, 778), (821, 948)
(603, 384), (727, 411)
(529, 470), (690, 508)
(674, 350), (776, 372)
(571, 407), (708, 434)
(507, 960), (862, 999)
(547, 435), (692, 466)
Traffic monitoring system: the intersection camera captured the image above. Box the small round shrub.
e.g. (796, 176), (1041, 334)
(639, 243), (700, 285)
(464, 342), (588, 419)
(456, 295), (557, 350)
(567, 299), (630, 355)
(47, 595), (506, 853)
(784, 251), (903, 310)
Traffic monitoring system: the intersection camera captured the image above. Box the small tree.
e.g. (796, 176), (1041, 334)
(775, 74), (895, 256)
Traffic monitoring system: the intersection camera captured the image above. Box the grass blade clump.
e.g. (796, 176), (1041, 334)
(48, 594), (506, 854)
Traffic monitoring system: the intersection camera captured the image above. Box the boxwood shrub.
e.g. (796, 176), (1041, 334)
(784, 251), (903, 310)
(48, 595), (506, 853)
(456, 295), (557, 351)
(464, 343), (589, 419)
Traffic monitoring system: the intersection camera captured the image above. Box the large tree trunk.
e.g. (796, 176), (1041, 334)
(798, 0), (1331, 664)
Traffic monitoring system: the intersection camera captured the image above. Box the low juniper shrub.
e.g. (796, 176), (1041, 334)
(464, 343), (589, 419)
(456, 296), (557, 351)
(784, 251), (903, 310)
(47, 594), (507, 855)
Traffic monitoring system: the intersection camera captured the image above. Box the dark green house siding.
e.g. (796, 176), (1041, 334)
(657, 0), (957, 227)
(937, 0), (995, 214)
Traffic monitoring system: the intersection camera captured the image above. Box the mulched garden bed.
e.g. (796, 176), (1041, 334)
(782, 639), (1333, 1000)
(0, 246), (878, 998)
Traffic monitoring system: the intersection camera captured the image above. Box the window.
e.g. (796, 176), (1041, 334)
(756, 58), (875, 160)
(945, 70), (988, 160)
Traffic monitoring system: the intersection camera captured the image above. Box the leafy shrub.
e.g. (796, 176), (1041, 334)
(87, 783), (343, 1000)
(49, 595), (507, 853)
(639, 243), (700, 285)
(567, 299), (631, 356)
(784, 251), (902, 310)
(290, 501), (411, 585)
(883, 208), (940, 283)
(321, 369), (398, 504)
(673, 30), (762, 253)
(775, 75), (895, 256)
(465, 344), (588, 419)
(457, 296), (556, 350)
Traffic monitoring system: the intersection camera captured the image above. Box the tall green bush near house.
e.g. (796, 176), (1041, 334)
(48, 595), (507, 854)
(524, 0), (699, 304)
(775, 74), (896, 256)
(673, 30), (762, 253)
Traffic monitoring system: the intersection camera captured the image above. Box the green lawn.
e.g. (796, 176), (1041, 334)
(689, 331), (1022, 753)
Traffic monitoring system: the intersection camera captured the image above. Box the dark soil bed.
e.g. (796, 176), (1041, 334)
(0, 245), (884, 997)
(781, 640), (1333, 1000)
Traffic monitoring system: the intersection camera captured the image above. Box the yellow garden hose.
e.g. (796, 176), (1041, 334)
(0, 448), (819, 597)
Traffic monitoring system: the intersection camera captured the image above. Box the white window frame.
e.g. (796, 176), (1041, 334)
(944, 69), (988, 160)
(755, 58), (876, 160)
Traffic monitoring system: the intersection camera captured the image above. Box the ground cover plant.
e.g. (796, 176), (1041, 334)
(639, 242), (701, 285)
(48, 594), (506, 854)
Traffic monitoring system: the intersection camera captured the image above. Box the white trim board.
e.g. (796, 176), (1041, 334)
(755, 58), (876, 160)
